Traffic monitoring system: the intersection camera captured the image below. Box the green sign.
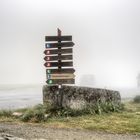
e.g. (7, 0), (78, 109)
(48, 79), (53, 84)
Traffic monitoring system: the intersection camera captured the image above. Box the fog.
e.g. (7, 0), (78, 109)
(0, 0), (140, 89)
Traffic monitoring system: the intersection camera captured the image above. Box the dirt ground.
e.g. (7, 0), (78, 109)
(0, 122), (140, 140)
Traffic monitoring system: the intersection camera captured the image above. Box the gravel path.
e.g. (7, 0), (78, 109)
(0, 122), (140, 140)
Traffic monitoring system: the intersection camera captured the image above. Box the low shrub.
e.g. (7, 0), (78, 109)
(133, 95), (140, 103)
(20, 104), (46, 122)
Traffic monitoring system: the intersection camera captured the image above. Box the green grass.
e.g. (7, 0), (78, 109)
(0, 102), (140, 134)
(18, 101), (123, 122)
(46, 102), (140, 133)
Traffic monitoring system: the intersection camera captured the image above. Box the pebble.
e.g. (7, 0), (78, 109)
(0, 133), (25, 140)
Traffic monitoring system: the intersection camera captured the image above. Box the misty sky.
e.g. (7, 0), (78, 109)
(0, 0), (140, 88)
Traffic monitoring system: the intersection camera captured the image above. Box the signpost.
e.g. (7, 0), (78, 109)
(44, 29), (75, 107)
(44, 28), (75, 85)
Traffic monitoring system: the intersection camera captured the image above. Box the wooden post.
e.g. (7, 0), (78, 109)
(57, 28), (63, 108)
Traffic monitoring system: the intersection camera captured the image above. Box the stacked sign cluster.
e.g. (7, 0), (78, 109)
(44, 29), (75, 85)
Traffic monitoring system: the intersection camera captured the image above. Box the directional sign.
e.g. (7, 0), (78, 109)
(44, 55), (72, 61)
(44, 48), (72, 55)
(46, 79), (75, 84)
(45, 42), (74, 49)
(44, 29), (75, 85)
(44, 62), (73, 67)
(46, 68), (75, 74)
(45, 36), (72, 41)
(47, 74), (75, 79)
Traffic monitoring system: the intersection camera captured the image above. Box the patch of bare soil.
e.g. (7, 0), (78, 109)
(0, 122), (140, 140)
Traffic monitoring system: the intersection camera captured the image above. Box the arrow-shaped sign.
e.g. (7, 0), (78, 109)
(46, 79), (75, 84)
(44, 62), (73, 67)
(44, 48), (72, 55)
(46, 68), (75, 74)
(47, 74), (75, 79)
(44, 55), (73, 61)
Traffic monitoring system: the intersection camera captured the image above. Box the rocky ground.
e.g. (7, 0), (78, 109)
(0, 123), (140, 140)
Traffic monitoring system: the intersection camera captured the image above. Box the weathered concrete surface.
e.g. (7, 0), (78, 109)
(43, 85), (121, 109)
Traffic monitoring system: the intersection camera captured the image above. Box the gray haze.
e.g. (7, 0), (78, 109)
(0, 0), (140, 89)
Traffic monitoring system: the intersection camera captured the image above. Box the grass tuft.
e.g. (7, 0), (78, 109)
(42, 101), (124, 117)
(20, 104), (46, 122)
(0, 110), (12, 117)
